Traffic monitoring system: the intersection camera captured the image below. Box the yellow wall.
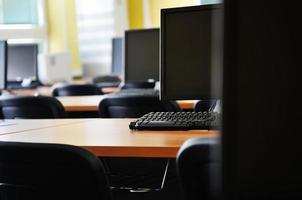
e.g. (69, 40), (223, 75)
(47, 0), (65, 51)
(127, 0), (195, 29)
(127, 0), (144, 29)
(149, 0), (195, 27)
(46, 0), (81, 74)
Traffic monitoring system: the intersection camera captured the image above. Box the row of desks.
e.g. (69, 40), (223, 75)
(57, 95), (197, 112)
(8, 86), (197, 112)
(0, 119), (218, 158)
(0, 86), (205, 158)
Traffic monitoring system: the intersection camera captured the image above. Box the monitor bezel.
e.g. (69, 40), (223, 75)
(160, 4), (222, 100)
(0, 40), (8, 90)
(124, 28), (160, 82)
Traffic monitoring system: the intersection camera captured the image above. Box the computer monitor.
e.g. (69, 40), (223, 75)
(0, 41), (7, 92)
(125, 28), (159, 82)
(7, 44), (38, 82)
(160, 4), (222, 100)
(111, 37), (123, 76)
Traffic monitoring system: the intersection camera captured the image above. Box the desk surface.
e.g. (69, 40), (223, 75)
(8, 86), (118, 96)
(56, 95), (107, 112)
(8, 87), (197, 111)
(0, 119), (217, 158)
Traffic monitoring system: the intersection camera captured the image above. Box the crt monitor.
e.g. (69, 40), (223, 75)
(0, 41), (7, 91)
(125, 28), (159, 82)
(160, 4), (222, 100)
(112, 37), (123, 76)
(7, 43), (38, 82)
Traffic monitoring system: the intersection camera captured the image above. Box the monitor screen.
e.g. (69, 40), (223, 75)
(7, 44), (38, 82)
(125, 28), (159, 81)
(0, 41), (7, 90)
(160, 5), (222, 100)
(112, 37), (123, 76)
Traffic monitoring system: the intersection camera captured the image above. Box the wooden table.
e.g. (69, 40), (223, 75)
(0, 119), (217, 158)
(8, 86), (118, 96)
(7, 87), (198, 111)
(57, 95), (197, 112)
(56, 95), (107, 112)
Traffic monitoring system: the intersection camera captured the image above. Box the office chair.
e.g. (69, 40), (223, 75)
(176, 138), (220, 200)
(120, 81), (155, 90)
(98, 94), (181, 200)
(0, 141), (112, 200)
(92, 75), (121, 88)
(0, 96), (66, 119)
(98, 94), (181, 118)
(52, 84), (103, 96)
(194, 100), (217, 112)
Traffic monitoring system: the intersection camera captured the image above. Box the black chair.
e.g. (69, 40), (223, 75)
(176, 138), (219, 200)
(120, 81), (155, 90)
(52, 84), (103, 96)
(93, 75), (121, 88)
(0, 141), (112, 200)
(98, 94), (182, 200)
(98, 94), (181, 118)
(194, 100), (217, 112)
(0, 96), (66, 119)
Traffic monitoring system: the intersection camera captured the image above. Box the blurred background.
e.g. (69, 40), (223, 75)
(0, 0), (220, 81)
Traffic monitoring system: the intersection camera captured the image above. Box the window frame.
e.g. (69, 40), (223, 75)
(0, 0), (48, 52)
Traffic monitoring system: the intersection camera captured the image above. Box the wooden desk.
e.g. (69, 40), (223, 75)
(8, 87), (197, 111)
(178, 100), (197, 110)
(8, 86), (53, 96)
(0, 119), (217, 158)
(56, 95), (107, 112)
(56, 95), (197, 112)
(0, 119), (91, 136)
(8, 86), (118, 96)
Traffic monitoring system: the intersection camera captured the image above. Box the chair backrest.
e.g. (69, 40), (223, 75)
(120, 81), (155, 90)
(52, 84), (103, 96)
(176, 138), (220, 200)
(0, 96), (66, 119)
(194, 100), (217, 112)
(0, 141), (112, 200)
(98, 94), (181, 118)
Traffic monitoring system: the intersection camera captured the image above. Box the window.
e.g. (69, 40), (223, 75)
(0, 0), (39, 24)
(75, 0), (115, 76)
(75, 0), (128, 77)
(0, 0), (47, 52)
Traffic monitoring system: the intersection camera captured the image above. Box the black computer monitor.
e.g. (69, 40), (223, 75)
(0, 41), (7, 92)
(111, 37), (123, 76)
(125, 28), (159, 82)
(7, 44), (38, 82)
(160, 4), (222, 100)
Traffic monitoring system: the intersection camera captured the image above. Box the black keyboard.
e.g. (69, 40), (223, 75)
(129, 111), (221, 130)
